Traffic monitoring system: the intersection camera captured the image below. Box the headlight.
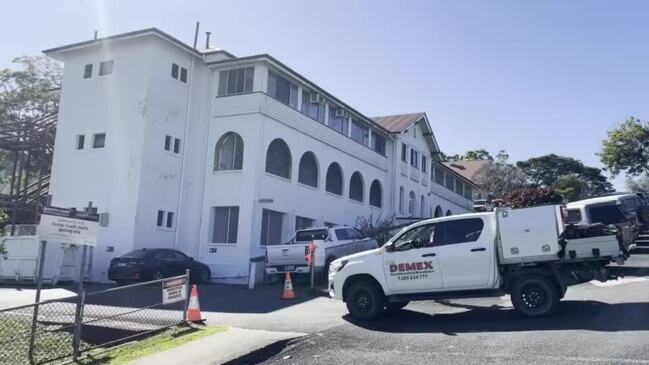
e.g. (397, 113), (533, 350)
(329, 259), (348, 274)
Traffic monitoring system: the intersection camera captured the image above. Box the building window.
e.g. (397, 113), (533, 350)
(410, 150), (418, 168)
(465, 185), (473, 199)
(83, 64), (93, 79)
(218, 67), (254, 96)
(76, 135), (85, 150)
(435, 166), (444, 185)
(295, 216), (314, 230)
(164, 135), (172, 151)
(301, 89), (325, 123)
(455, 180), (463, 195)
(349, 171), (364, 202)
(265, 139), (292, 179)
(180, 67), (188, 83)
(401, 143), (407, 162)
(267, 70), (297, 108)
(422, 156), (427, 173)
(261, 208), (284, 245)
(369, 180), (382, 208)
(212, 206), (239, 243)
(351, 118), (369, 146)
(298, 152), (318, 188)
(214, 132), (244, 171)
(420, 195), (425, 217)
(408, 191), (416, 216)
(445, 173), (454, 190)
(371, 132), (386, 155)
(92, 133), (106, 148)
(431, 163), (434, 181)
(435, 206), (443, 217)
(325, 162), (343, 195)
(171, 63), (179, 79)
(157, 210), (164, 227)
(99, 60), (113, 76)
(446, 210), (453, 216)
(328, 106), (348, 135)
(399, 187), (404, 213)
(166, 212), (174, 228)
(173, 138), (181, 154)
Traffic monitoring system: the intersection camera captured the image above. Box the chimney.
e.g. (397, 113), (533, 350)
(205, 31), (211, 49)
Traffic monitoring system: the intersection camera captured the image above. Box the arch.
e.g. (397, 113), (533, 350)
(369, 180), (382, 208)
(325, 162), (343, 195)
(408, 191), (416, 216)
(420, 195), (425, 217)
(446, 209), (453, 216)
(265, 139), (292, 179)
(434, 206), (443, 218)
(214, 132), (243, 171)
(349, 171), (364, 202)
(298, 152), (318, 188)
(399, 187), (404, 213)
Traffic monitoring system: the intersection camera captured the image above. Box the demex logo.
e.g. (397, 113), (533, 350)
(389, 261), (434, 274)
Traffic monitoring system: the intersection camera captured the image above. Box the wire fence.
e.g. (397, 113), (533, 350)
(0, 272), (190, 365)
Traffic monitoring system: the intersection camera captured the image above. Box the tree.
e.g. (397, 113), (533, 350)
(355, 214), (396, 245)
(473, 158), (529, 200)
(553, 174), (586, 203)
(626, 175), (649, 193)
(504, 187), (563, 208)
(460, 148), (493, 161)
(600, 117), (649, 176)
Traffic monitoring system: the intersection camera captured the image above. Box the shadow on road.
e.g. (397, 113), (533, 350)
(347, 300), (649, 335)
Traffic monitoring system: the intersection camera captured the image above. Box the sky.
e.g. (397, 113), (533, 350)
(2, 0), (647, 190)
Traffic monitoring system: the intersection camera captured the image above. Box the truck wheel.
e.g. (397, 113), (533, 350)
(511, 275), (559, 317)
(345, 280), (385, 321)
(385, 301), (409, 313)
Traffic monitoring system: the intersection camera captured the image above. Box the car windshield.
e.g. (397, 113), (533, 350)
(295, 229), (328, 242)
(121, 250), (150, 258)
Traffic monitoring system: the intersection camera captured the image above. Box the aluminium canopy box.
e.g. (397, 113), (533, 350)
(497, 205), (564, 264)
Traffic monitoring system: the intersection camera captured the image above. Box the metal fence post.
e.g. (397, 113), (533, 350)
(28, 240), (47, 364)
(72, 290), (86, 361)
(182, 269), (190, 321)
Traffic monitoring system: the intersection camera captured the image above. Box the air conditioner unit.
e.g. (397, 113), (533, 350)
(335, 108), (347, 117)
(309, 93), (324, 104)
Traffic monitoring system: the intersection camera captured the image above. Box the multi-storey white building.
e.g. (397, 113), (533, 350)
(43, 28), (477, 283)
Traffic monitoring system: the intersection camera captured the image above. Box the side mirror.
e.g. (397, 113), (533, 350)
(189, 257), (194, 261)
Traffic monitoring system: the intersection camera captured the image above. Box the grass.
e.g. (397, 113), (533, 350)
(0, 317), (80, 365)
(78, 325), (228, 365)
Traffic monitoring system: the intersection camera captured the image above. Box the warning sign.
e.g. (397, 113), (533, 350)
(37, 206), (99, 246)
(162, 277), (188, 304)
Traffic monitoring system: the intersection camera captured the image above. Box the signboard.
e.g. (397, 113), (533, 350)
(162, 277), (188, 304)
(37, 206), (99, 246)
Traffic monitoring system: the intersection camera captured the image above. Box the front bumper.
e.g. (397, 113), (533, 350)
(265, 265), (311, 275)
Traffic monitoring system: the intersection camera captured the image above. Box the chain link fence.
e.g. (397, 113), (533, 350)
(0, 272), (190, 365)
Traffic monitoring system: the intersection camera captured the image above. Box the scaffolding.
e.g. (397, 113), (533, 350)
(0, 113), (56, 234)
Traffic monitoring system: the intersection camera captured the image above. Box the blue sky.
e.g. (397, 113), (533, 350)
(2, 0), (647, 190)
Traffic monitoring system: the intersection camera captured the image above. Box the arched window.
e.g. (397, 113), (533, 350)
(420, 195), (425, 217)
(349, 172), (364, 202)
(435, 206), (443, 218)
(399, 187), (404, 213)
(446, 209), (452, 216)
(298, 152), (318, 188)
(265, 139), (292, 179)
(214, 132), (243, 171)
(326, 163), (343, 195)
(369, 180), (382, 208)
(408, 191), (416, 216)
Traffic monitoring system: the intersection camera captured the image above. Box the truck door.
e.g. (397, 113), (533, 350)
(383, 223), (443, 293)
(435, 217), (492, 290)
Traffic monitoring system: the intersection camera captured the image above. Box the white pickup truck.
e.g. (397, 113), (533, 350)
(266, 226), (379, 277)
(329, 205), (634, 320)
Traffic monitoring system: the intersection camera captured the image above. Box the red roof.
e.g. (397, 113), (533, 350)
(371, 113), (425, 133)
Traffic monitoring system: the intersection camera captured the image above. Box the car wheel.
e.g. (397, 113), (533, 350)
(385, 301), (409, 313)
(199, 270), (211, 284)
(511, 275), (559, 317)
(152, 270), (164, 281)
(345, 279), (385, 321)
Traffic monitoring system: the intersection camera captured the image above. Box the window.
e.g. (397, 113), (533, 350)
(434, 218), (484, 245)
(392, 224), (436, 251)
(212, 206), (239, 243)
(218, 67), (254, 96)
(399, 187), (404, 213)
(566, 209), (582, 224)
(92, 133), (106, 148)
(435, 206), (443, 217)
(465, 185), (473, 199)
(408, 191), (416, 216)
(422, 156), (427, 173)
(445, 173), (454, 190)
(173, 138), (181, 154)
(435, 166), (444, 185)
(351, 118), (369, 146)
(588, 205), (627, 225)
(296, 228), (328, 242)
(369, 180), (382, 208)
(214, 132), (244, 171)
(301, 89), (325, 123)
(180, 67), (188, 83)
(325, 163), (343, 195)
(324, 222), (337, 228)
(156, 210), (165, 227)
(166, 212), (174, 228)
(164, 135), (172, 151)
(335, 228), (350, 240)
(267, 70), (297, 108)
(265, 139), (292, 179)
(298, 152), (318, 188)
(295, 216), (315, 231)
(446, 210), (453, 216)
(328, 106), (348, 135)
(431, 163), (435, 181)
(76, 135), (85, 150)
(261, 208), (284, 245)
(401, 143), (407, 162)
(371, 132), (386, 155)
(83, 64), (93, 79)
(99, 60), (113, 76)
(410, 149), (419, 168)
(171, 63), (179, 79)
(420, 195), (425, 217)
(349, 172), (364, 202)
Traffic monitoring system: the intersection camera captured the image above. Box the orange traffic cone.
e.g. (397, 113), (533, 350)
(282, 272), (296, 299)
(187, 284), (205, 323)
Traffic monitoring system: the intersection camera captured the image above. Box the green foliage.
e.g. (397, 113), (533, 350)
(626, 175), (649, 193)
(355, 214), (396, 245)
(504, 187), (564, 208)
(600, 117), (649, 176)
(460, 148), (493, 161)
(553, 174), (586, 203)
(473, 156), (529, 200)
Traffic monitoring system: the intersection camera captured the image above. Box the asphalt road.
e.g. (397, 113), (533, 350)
(259, 277), (649, 365)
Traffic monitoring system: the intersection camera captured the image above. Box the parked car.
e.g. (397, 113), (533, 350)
(108, 248), (211, 285)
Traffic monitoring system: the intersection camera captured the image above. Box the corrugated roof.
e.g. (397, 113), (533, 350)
(371, 113), (425, 133)
(443, 160), (490, 183)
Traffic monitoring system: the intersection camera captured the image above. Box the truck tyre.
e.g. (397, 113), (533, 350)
(511, 275), (560, 317)
(345, 279), (385, 321)
(385, 301), (409, 313)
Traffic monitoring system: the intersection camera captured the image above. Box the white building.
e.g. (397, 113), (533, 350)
(43, 28), (477, 283)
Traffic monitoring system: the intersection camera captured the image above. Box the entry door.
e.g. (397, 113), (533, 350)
(435, 218), (492, 290)
(383, 223), (443, 293)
